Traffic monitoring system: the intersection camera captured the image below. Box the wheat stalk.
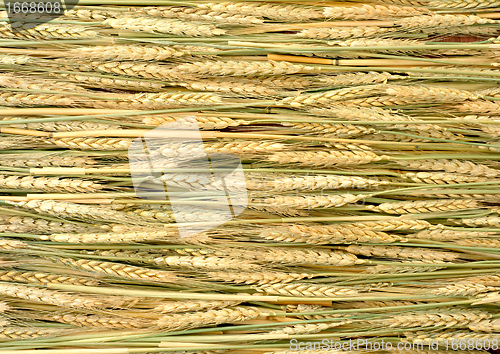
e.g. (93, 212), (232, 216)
(367, 199), (480, 214)
(156, 306), (262, 330)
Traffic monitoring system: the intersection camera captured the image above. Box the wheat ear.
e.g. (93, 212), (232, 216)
(154, 299), (242, 314)
(140, 6), (264, 24)
(297, 26), (392, 39)
(0, 269), (98, 286)
(344, 245), (459, 262)
(53, 258), (179, 284)
(0, 175), (102, 193)
(43, 313), (154, 329)
(367, 199), (480, 214)
(204, 271), (312, 285)
(0, 22), (99, 39)
(324, 4), (429, 19)
(153, 255), (260, 270)
(256, 283), (358, 297)
(372, 310), (490, 328)
(103, 17), (226, 36)
(156, 306), (262, 331)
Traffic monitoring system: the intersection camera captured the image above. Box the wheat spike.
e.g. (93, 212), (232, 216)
(364, 261), (446, 274)
(153, 255), (260, 270)
(0, 269), (98, 286)
(345, 245), (460, 262)
(48, 137), (133, 150)
(0, 283), (133, 309)
(0, 327), (67, 340)
(53, 72), (165, 91)
(0, 92), (75, 107)
(38, 228), (199, 244)
(140, 114), (248, 130)
(282, 122), (375, 137)
(0, 73), (86, 92)
(128, 208), (174, 223)
(140, 6), (263, 24)
(297, 26), (391, 39)
(429, 0), (500, 8)
(257, 248), (362, 266)
(175, 78), (284, 97)
(324, 4), (429, 19)
(2, 119), (117, 132)
(0, 175), (102, 193)
(350, 219), (432, 231)
(9, 200), (147, 225)
(198, 2), (322, 21)
(457, 100), (500, 114)
(456, 239), (500, 248)
(453, 216), (500, 227)
(67, 44), (185, 61)
(259, 224), (403, 244)
(367, 199), (480, 214)
(282, 85), (386, 108)
(170, 60), (310, 78)
(103, 17), (226, 36)
(64, 8), (120, 20)
(408, 330), (500, 344)
(410, 229), (492, 241)
(319, 72), (402, 86)
(0, 54), (33, 65)
(0, 238), (27, 250)
(0, 154), (97, 167)
(54, 258), (179, 284)
(205, 271), (312, 285)
(0, 22), (99, 39)
(432, 283), (498, 296)
(372, 310), (490, 328)
(43, 313), (153, 329)
(0, 216), (101, 234)
(344, 85), (478, 107)
(256, 283), (358, 297)
(469, 319), (500, 332)
(269, 321), (350, 335)
(154, 299), (242, 314)
(268, 149), (388, 167)
(258, 193), (368, 210)
(251, 174), (388, 191)
(110, 92), (223, 110)
(78, 61), (174, 80)
(157, 306), (262, 330)
(395, 159), (500, 177)
(395, 14), (496, 29)
(402, 172), (490, 184)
